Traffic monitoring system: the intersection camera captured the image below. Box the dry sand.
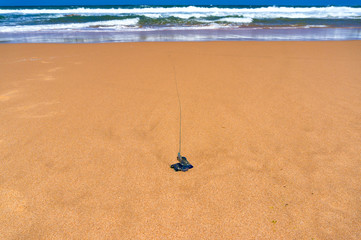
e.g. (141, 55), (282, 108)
(0, 41), (360, 239)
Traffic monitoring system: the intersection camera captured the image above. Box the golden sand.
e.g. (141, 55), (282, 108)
(1, 41), (360, 239)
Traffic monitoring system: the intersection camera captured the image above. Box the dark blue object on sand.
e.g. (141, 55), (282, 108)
(170, 155), (193, 172)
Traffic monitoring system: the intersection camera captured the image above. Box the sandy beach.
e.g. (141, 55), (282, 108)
(1, 41), (360, 239)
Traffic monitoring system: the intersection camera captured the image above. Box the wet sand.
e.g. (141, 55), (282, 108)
(3, 27), (361, 43)
(1, 41), (360, 239)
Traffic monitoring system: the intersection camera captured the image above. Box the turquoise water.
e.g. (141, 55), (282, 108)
(0, 5), (360, 43)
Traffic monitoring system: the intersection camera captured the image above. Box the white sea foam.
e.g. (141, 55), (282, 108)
(303, 25), (330, 28)
(0, 6), (360, 19)
(0, 18), (139, 32)
(0, 22), (228, 33)
(217, 17), (253, 23)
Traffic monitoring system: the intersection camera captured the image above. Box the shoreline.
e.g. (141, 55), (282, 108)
(1, 39), (361, 45)
(1, 27), (361, 43)
(1, 41), (360, 239)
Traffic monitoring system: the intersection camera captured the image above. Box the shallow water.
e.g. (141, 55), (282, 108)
(1, 27), (360, 43)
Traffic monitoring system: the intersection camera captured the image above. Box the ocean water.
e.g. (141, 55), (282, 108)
(0, 5), (360, 43)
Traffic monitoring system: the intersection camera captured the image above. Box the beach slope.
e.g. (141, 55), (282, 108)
(1, 41), (360, 239)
